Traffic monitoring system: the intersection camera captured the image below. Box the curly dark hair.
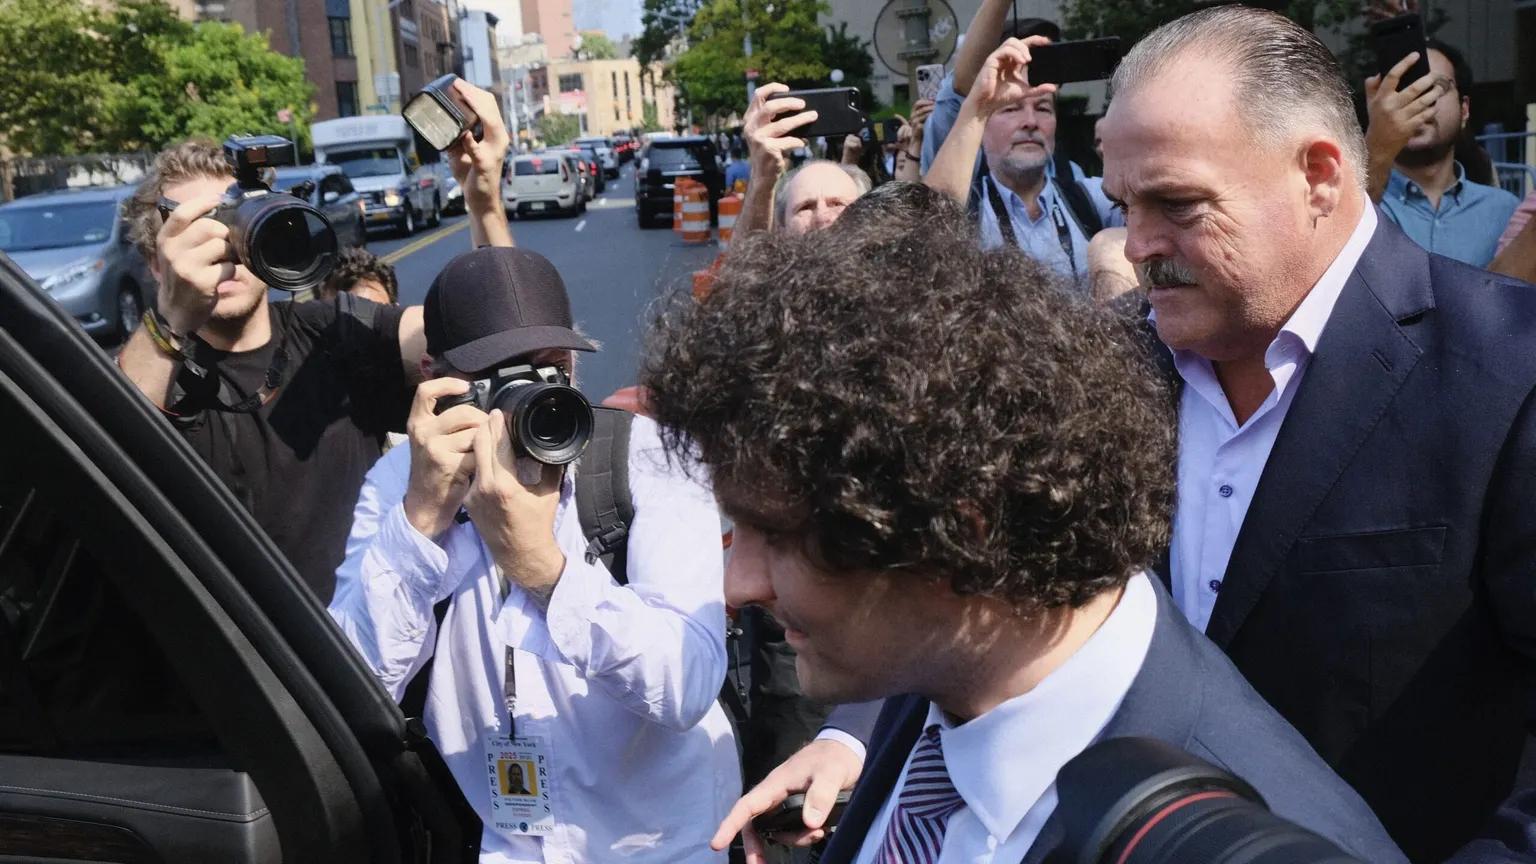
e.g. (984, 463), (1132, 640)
(320, 247), (399, 304)
(640, 199), (1176, 611)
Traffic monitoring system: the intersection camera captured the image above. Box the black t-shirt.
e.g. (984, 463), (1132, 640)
(169, 297), (412, 601)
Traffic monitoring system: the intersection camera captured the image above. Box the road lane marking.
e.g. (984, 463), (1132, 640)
(575, 219), (586, 232)
(381, 219), (470, 265)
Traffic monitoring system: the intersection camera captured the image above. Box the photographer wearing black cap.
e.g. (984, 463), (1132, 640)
(115, 80), (512, 600)
(329, 246), (738, 863)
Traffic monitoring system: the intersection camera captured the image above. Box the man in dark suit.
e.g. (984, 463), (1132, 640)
(1096, 7), (1536, 862)
(639, 182), (1404, 864)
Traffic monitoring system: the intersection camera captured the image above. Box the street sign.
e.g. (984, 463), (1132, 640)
(277, 108), (292, 123)
(366, 103), (389, 113)
(745, 68), (759, 79)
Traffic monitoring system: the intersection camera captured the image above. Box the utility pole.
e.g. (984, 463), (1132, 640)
(897, 0), (936, 102)
(742, 0), (755, 106)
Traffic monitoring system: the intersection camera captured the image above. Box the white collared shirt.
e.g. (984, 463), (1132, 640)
(329, 414), (739, 863)
(851, 573), (1158, 863)
(1169, 205), (1378, 631)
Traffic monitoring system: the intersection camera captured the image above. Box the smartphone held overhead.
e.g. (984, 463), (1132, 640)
(1025, 37), (1122, 86)
(781, 87), (870, 140)
(1370, 13), (1432, 90)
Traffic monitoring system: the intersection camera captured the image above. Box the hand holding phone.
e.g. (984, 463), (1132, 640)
(780, 87), (869, 140)
(751, 791), (854, 836)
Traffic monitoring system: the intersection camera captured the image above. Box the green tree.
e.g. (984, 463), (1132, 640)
(640, 100), (663, 133)
(538, 112), (581, 145)
(634, 0), (704, 69)
(577, 31), (621, 59)
(0, 0), (118, 155)
(670, 0), (829, 121)
(0, 0), (315, 156)
(819, 22), (877, 111)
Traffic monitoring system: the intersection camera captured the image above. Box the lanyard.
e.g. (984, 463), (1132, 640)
(985, 175), (1075, 267)
(503, 645), (518, 739)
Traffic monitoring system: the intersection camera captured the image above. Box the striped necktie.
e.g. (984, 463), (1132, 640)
(874, 725), (964, 863)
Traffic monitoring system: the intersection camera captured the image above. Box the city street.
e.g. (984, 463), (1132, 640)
(363, 168), (718, 403)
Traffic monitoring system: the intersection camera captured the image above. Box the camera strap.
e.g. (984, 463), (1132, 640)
(985, 175), (1075, 266)
(178, 304), (292, 415)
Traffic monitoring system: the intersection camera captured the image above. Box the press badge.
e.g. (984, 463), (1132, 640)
(485, 736), (554, 835)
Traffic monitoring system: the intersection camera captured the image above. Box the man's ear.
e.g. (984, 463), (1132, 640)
(419, 353), (436, 380)
(1300, 138), (1346, 222)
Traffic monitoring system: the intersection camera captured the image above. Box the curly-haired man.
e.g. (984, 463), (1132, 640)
(320, 247), (399, 305)
(642, 204), (1405, 863)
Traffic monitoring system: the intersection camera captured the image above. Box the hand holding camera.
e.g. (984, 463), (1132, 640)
(463, 407), (566, 602)
(155, 191), (239, 335)
(403, 377), (486, 540)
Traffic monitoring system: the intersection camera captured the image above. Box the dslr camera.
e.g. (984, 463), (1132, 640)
(206, 135), (338, 292)
(434, 364), (594, 465)
(1053, 737), (1364, 864)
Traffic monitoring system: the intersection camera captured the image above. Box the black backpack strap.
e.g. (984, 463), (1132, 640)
(1053, 150), (1104, 238)
(575, 406), (635, 585)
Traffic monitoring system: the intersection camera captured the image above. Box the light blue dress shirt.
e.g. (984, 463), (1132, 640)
(1377, 162), (1520, 267)
(977, 175), (1123, 282)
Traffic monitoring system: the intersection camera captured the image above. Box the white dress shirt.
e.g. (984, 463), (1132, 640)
(851, 573), (1158, 863)
(329, 414), (739, 863)
(1169, 206), (1378, 631)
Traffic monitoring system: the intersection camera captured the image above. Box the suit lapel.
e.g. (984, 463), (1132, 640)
(819, 695), (928, 864)
(1204, 222), (1433, 647)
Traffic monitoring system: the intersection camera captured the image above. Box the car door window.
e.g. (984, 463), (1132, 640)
(0, 469), (212, 753)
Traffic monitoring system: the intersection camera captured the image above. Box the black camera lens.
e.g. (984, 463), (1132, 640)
(215, 191), (337, 292)
(494, 382), (593, 465)
(1056, 738), (1363, 864)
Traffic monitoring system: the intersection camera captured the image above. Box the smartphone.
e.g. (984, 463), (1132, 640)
(1026, 37), (1122, 86)
(404, 73), (481, 151)
(783, 87), (869, 140)
(916, 64), (946, 102)
(1370, 13), (1431, 91)
(751, 791), (854, 835)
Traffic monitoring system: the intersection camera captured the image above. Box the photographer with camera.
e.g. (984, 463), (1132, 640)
(118, 80), (512, 601)
(328, 246), (737, 863)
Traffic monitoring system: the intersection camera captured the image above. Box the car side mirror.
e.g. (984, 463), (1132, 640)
(323, 190), (340, 204)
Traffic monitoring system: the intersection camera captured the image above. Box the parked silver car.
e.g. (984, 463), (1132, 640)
(0, 185), (154, 342)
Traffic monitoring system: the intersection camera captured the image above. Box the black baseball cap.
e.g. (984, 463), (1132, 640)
(423, 246), (597, 373)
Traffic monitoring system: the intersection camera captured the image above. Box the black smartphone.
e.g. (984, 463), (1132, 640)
(1026, 37), (1122, 86)
(868, 117), (901, 144)
(752, 791), (854, 835)
(1369, 13), (1431, 91)
(404, 73), (482, 150)
(783, 87), (869, 140)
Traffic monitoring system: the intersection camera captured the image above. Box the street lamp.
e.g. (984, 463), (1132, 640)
(830, 69), (844, 84)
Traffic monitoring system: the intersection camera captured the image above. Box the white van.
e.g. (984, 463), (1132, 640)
(311, 116), (446, 236)
(505, 153), (583, 218)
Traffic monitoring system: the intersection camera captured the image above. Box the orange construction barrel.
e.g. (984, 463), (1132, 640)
(681, 183), (711, 244)
(717, 194), (741, 249)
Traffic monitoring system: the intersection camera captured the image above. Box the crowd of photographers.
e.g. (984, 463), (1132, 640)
(94, 1), (1536, 862)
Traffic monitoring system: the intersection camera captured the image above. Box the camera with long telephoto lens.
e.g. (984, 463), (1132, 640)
(210, 134), (338, 292)
(1052, 738), (1365, 864)
(433, 364), (594, 465)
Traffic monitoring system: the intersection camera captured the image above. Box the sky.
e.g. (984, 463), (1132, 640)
(572, 0), (643, 40)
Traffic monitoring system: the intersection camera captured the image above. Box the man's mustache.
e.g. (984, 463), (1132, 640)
(1139, 258), (1199, 288)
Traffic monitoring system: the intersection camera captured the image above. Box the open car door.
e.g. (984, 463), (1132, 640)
(0, 251), (479, 863)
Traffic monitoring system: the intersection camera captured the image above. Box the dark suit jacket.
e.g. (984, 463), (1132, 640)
(817, 578), (1407, 864)
(1155, 219), (1536, 863)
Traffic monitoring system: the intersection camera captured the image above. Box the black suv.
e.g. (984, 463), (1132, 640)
(635, 137), (724, 229)
(0, 254), (479, 861)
